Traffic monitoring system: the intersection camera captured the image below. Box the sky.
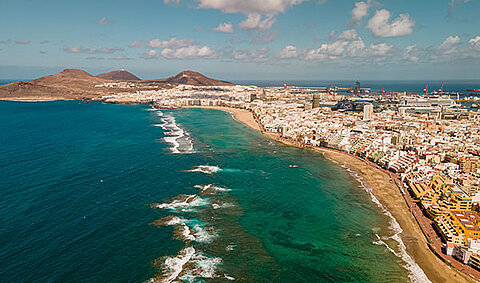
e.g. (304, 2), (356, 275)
(0, 0), (479, 81)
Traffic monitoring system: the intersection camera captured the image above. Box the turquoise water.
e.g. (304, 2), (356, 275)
(0, 101), (412, 282)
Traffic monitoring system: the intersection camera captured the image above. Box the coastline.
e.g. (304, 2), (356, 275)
(3, 99), (475, 281)
(0, 97), (67, 101)
(198, 106), (474, 283)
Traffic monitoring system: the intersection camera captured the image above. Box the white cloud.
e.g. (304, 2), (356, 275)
(278, 45), (299, 59)
(96, 17), (113, 25)
(212, 22), (234, 33)
(64, 45), (123, 54)
(351, 1), (370, 25)
(367, 9), (415, 37)
(428, 35), (461, 59)
(346, 38), (367, 57)
(440, 35), (460, 53)
(303, 37), (393, 61)
(238, 14), (277, 31)
(161, 45), (215, 59)
(338, 29), (359, 41)
(304, 40), (348, 60)
(469, 36), (480, 50)
(149, 37), (194, 49)
(195, 0), (308, 14)
(164, 0), (181, 4)
(344, 37), (393, 57)
(368, 42), (393, 56)
(141, 37), (216, 59)
(402, 45), (420, 62)
(195, 0), (309, 31)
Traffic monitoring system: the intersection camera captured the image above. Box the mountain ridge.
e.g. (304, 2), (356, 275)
(0, 69), (235, 100)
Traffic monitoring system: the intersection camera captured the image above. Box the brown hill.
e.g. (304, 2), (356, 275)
(31, 69), (106, 86)
(96, 70), (141, 81)
(0, 69), (111, 100)
(164, 71), (234, 86)
(0, 81), (62, 99)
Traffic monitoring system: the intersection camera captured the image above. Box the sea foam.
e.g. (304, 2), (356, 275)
(148, 247), (223, 283)
(194, 184), (230, 195)
(152, 195), (208, 212)
(187, 165), (222, 175)
(158, 114), (193, 154)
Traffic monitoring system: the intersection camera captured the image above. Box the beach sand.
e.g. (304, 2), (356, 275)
(209, 106), (474, 283)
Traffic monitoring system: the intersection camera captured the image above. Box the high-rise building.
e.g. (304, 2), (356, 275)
(363, 103), (373, 120)
(312, 94), (320, 108)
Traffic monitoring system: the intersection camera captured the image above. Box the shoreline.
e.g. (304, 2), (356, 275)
(193, 106), (474, 283)
(3, 99), (475, 282)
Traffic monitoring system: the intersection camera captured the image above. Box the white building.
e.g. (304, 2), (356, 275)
(363, 104), (373, 121)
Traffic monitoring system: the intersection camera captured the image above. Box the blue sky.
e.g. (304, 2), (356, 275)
(0, 0), (479, 80)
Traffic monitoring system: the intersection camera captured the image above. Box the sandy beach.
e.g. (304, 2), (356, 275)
(205, 106), (475, 283)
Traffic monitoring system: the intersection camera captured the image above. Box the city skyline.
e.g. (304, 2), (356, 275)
(1, 0), (480, 80)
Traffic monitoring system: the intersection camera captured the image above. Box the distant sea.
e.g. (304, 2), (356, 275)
(0, 101), (428, 282)
(0, 80), (17, 85)
(233, 80), (480, 93)
(3, 79), (480, 93)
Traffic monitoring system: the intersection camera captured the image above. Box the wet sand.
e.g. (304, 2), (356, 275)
(206, 106), (474, 283)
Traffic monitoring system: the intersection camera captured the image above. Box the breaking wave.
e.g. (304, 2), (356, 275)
(151, 195), (208, 212)
(187, 165), (222, 175)
(147, 247), (229, 283)
(194, 184), (231, 195)
(158, 115), (193, 154)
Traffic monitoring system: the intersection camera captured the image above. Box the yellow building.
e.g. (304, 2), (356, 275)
(439, 183), (473, 211)
(435, 210), (480, 245)
(425, 205), (445, 219)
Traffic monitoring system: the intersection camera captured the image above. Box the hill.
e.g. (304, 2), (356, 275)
(0, 69), (110, 100)
(164, 71), (234, 86)
(96, 70), (141, 81)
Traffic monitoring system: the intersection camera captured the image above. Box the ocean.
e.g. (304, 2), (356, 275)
(0, 100), (429, 282)
(3, 79), (480, 93)
(232, 80), (480, 93)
